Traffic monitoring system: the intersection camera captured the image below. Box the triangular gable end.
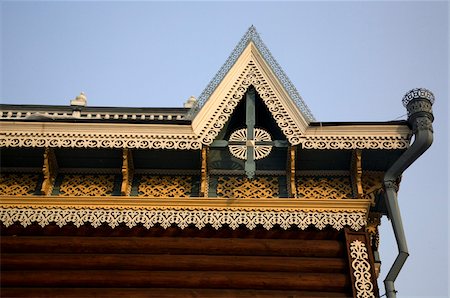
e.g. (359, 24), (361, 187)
(190, 26), (315, 146)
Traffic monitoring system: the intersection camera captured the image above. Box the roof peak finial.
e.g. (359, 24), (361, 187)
(70, 92), (87, 107)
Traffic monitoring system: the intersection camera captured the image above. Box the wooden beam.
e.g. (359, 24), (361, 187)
(1, 288), (352, 298)
(351, 149), (363, 198)
(120, 148), (134, 196)
(200, 146), (208, 197)
(1, 270), (350, 291)
(1, 236), (345, 257)
(2, 253), (347, 273)
(245, 87), (256, 179)
(41, 147), (58, 196)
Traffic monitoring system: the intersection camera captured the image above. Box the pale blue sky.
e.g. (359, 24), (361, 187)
(1, 1), (448, 297)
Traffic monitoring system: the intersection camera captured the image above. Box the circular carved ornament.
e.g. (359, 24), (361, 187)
(228, 128), (272, 160)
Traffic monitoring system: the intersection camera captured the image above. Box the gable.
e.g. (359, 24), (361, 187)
(191, 27), (314, 146)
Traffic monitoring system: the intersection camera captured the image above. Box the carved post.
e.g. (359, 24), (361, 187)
(351, 149), (363, 198)
(41, 147), (58, 196)
(287, 146), (297, 198)
(366, 212), (382, 278)
(200, 146), (208, 197)
(121, 148), (134, 196)
(344, 229), (380, 298)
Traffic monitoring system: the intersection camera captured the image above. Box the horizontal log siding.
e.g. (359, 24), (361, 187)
(1, 224), (352, 297)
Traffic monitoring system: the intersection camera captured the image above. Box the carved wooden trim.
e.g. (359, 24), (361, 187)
(41, 148), (58, 196)
(200, 146), (208, 197)
(1, 206), (368, 231)
(344, 229), (379, 298)
(194, 60), (305, 145)
(366, 212), (382, 252)
(121, 148), (134, 196)
(351, 149), (363, 198)
(0, 122), (410, 151)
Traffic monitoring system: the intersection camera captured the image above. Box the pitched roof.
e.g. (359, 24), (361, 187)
(188, 26), (315, 122)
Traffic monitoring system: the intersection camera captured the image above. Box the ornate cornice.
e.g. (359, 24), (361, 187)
(300, 135), (409, 150)
(0, 207), (367, 230)
(0, 118), (411, 150)
(0, 197), (370, 230)
(1, 131), (201, 150)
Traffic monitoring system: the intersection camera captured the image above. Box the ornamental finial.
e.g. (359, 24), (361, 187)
(183, 96), (197, 108)
(402, 88), (435, 132)
(70, 92), (87, 107)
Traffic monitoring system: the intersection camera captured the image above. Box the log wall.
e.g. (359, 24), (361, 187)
(1, 224), (353, 297)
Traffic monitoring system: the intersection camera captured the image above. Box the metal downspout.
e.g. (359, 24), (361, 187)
(383, 88), (435, 298)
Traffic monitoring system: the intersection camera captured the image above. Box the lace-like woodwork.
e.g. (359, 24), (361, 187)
(301, 136), (409, 150)
(216, 176), (278, 198)
(350, 240), (375, 298)
(228, 128), (273, 160)
(1, 207), (367, 231)
(0, 174), (38, 196)
(361, 172), (384, 201)
(138, 176), (192, 197)
(59, 175), (115, 196)
(0, 132), (410, 151)
(0, 133), (201, 150)
(190, 26), (315, 122)
(198, 62), (304, 146)
(296, 177), (352, 199)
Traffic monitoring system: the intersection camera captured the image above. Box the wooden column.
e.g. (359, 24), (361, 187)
(121, 149), (134, 196)
(200, 146), (208, 197)
(351, 149), (363, 198)
(288, 146), (297, 198)
(344, 229), (379, 298)
(41, 148), (58, 196)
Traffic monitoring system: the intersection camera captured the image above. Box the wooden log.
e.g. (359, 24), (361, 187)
(1, 288), (352, 298)
(1, 223), (342, 240)
(1, 253), (347, 273)
(1, 236), (344, 257)
(1, 270), (350, 291)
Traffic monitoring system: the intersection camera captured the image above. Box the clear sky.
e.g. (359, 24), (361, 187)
(1, 1), (448, 297)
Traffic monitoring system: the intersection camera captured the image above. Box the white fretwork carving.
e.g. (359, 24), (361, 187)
(199, 62), (304, 146)
(301, 136), (409, 150)
(229, 128), (272, 160)
(0, 133), (201, 150)
(350, 240), (375, 298)
(0, 207), (367, 231)
(189, 26), (315, 122)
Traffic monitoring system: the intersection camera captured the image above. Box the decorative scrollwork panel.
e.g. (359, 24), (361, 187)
(216, 176), (279, 198)
(350, 240), (376, 298)
(138, 176), (192, 198)
(0, 174), (39, 196)
(1, 207), (367, 231)
(59, 175), (115, 196)
(296, 176), (352, 200)
(361, 172), (384, 201)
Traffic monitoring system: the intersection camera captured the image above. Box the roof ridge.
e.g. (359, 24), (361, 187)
(187, 26), (315, 122)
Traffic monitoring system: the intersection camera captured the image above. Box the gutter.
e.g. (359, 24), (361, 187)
(383, 88), (435, 297)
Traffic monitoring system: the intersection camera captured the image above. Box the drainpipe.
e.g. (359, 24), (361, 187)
(383, 88), (435, 298)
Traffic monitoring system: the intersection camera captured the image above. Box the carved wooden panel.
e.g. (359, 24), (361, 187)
(138, 176), (192, 198)
(0, 174), (39, 196)
(296, 177), (352, 199)
(361, 172), (384, 201)
(216, 176), (278, 199)
(344, 229), (379, 298)
(59, 175), (115, 196)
